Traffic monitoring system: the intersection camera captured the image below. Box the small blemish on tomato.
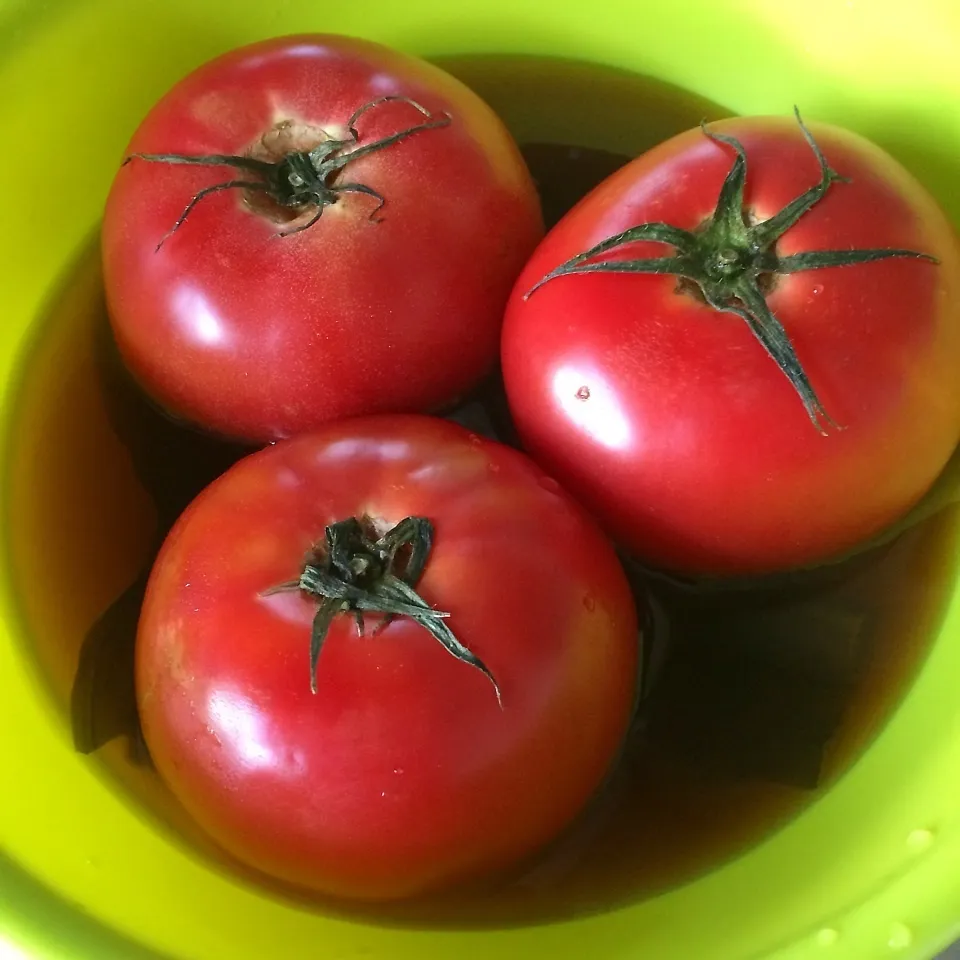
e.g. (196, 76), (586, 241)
(539, 475), (560, 494)
(583, 594), (597, 612)
(275, 467), (303, 490)
(190, 91), (230, 127)
(575, 385), (591, 401)
(160, 620), (195, 689)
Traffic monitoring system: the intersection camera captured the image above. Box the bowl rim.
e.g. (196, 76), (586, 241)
(3, 1), (960, 957)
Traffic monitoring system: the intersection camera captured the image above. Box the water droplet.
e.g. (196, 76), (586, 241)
(815, 928), (840, 947)
(539, 475), (560, 493)
(583, 594), (597, 612)
(380, 791), (387, 798)
(906, 827), (935, 852)
(393, 768), (404, 775)
(575, 385), (591, 401)
(468, 433), (483, 446)
(888, 923), (913, 950)
(812, 284), (824, 295)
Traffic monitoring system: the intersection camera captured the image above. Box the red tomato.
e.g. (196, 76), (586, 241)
(135, 415), (639, 900)
(102, 35), (543, 444)
(502, 114), (960, 576)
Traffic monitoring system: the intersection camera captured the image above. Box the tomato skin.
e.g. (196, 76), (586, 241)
(102, 36), (543, 444)
(502, 116), (960, 576)
(135, 415), (639, 900)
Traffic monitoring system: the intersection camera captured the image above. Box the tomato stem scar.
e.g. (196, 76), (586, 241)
(122, 95), (452, 251)
(524, 107), (939, 435)
(263, 515), (502, 703)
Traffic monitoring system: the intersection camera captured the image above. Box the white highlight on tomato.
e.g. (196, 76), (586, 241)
(207, 688), (277, 772)
(367, 71), (404, 96)
(551, 364), (633, 451)
(174, 285), (228, 348)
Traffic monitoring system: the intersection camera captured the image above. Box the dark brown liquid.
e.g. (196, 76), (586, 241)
(4, 54), (959, 927)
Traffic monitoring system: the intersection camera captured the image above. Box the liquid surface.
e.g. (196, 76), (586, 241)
(4, 54), (959, 926)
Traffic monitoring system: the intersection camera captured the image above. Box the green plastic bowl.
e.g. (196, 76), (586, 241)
(3, 1), (960, 958)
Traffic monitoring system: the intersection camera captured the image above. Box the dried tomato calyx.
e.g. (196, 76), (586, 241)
(122, 95), (452, 251)
(524, 108), (939, 435)
(265, 515), (500, 702)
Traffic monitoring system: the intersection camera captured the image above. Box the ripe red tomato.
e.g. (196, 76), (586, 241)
(102, 35), (543, 444)
(135, 415), (639, 900)
(502, 113), (960, 576)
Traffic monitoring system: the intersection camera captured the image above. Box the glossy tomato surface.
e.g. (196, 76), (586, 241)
(502, 116), (960, 576)
(102, 35), (543, 444)
(135, 416), (639, 900)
